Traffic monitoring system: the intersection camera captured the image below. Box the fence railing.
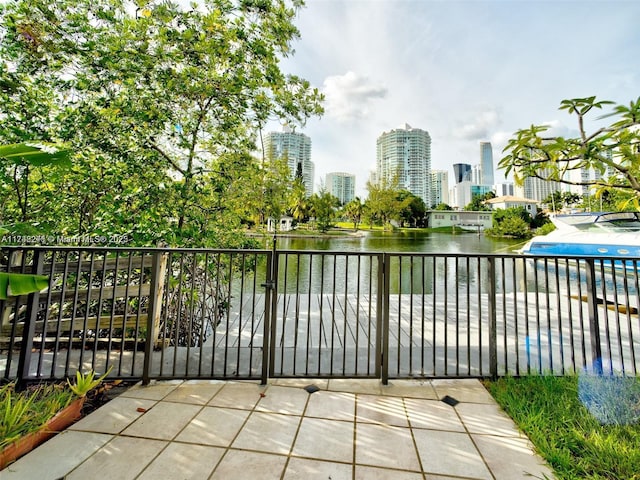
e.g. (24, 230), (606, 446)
(1, 246), (638, 384)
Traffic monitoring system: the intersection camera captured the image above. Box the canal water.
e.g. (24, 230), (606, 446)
(268, 229), (525, 254)
(248, 230), (529, 295)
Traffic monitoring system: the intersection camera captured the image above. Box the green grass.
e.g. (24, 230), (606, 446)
(485, 375), (640, 480)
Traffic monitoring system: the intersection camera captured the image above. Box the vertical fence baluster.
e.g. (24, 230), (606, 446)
(487, 257), (497, 380)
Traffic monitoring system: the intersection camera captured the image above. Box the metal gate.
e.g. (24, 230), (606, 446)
(267, 250), (383, 379)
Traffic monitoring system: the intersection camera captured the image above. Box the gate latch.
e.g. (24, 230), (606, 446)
(260, 281), (275, 290)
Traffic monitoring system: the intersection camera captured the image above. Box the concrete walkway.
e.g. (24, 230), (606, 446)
(3, 379), (555, 479)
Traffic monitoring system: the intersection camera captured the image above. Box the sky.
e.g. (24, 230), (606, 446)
(264, 0), (640, 197)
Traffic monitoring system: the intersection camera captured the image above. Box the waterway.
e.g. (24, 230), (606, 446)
(268, 229), (526, 254)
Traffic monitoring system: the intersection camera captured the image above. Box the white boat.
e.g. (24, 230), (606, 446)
(520, 212), (640, 260)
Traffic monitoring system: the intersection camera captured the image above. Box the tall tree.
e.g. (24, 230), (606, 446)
(464, 192), (494, 211)
(343, 197), (363, 230)
(396, 190), (425, 227)
(365, 178), (402, 228)
(309, 188), (339, 233)
(500, 96), (640, 209)
(0, 0), (323, 245)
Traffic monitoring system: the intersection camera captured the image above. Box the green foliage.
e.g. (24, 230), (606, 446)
(500, 96), (640, 209)
(0, 144), (70, 168)
(0, 0), (323, 247)
(66, 366), (112, 397)
(364, 178), (404, 228)
(396, 190), (426, 227)
(486, 207), (533, 238)
(542, 191), (581, 212)
(486, 375), (640, 480)
(1, 383), (75, 449)
(309, 188), (339, 233)
(0, 272), (49, 300)
(433, 203), (453, 210)
(535, 221), (556, 236)
(343, 197), (364, 230)
(463, 192), (495, 211)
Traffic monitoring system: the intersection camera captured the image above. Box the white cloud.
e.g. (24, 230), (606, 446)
(539, 120), (579, 139)
(452, 109), (501, 141)
(322, 71), (387, 123)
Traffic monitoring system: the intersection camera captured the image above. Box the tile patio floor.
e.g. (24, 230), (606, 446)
(2, 378), (555, 479)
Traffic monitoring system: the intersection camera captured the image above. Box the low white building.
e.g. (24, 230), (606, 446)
(484, 195), (540, 216)
(425, 210), (493, 230)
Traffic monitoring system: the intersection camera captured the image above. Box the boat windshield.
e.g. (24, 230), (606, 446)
(578, 212), (640, 232)
(554, 212), (640, 232)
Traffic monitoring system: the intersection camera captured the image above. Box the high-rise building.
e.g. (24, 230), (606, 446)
(263, 125), (314, 197)
(453, 163), (472, 184)
(513, 168), (563, 202)
(494, 182), (514, 197)
(430, 170), (449, 207)
(376, 123), (431, 204)
(480, 142), (494, 185)
(325, 172), (356, 205)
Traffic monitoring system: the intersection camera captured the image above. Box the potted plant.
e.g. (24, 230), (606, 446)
(0, 366), (112, 469)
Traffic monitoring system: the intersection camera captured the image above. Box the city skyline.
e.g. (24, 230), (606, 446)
(264, 0), (640, 197)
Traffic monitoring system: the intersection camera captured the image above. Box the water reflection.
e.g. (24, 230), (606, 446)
(248, 232), (638, 298)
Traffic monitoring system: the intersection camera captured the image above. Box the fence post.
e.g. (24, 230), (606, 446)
(584, 259), (603, 375)
(143, 250), (167, 385)
(260, 236), (278, 385)
(16, 249), (44, 387)
(380, 253), (390, 384)
(487, 257), (498, 380)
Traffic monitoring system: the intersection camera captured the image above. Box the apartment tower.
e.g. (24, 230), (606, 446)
(376, 123), (431, 204)
(325, 172), (356, 205)
(263, 125), (314, 197)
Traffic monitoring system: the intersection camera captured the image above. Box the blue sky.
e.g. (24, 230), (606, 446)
(265, 0), (640, 197)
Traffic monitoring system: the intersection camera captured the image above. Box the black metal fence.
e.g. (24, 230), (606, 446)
(1, 246), (638, 384)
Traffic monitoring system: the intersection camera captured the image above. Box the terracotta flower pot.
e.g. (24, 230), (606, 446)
(0, 397), (85, 470)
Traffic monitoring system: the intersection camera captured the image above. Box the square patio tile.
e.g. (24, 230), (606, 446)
(356, 394), (408, 427)
(256, 385), (309, 415)
(431, 379), (495, 404)
(137, 443), (224, 479)
(283, 457), (352, 480)
(210, 450), (287, 480)
(122, 401), (202, 440)
(121, 380), (182, 400)
(292, 417), (354, 463)
(231, 411), (301, 455)
(403, 397), (465, 432)
(208, 382), (265, 410)
(412, 429), (492, 479)
(472, 434), (556, 480)
(355, 465), (425, 480)
(2, 431), (111, 480)
(164, 380), (224, 405)
(355, 423), (421, 471)
(69, 396), (157, 434)
(328, 379), (382, 395)
(175, 406), (250, 447)
(304, 390), (356, 421)
(65, 436), (167, 480)
(271, 378), (329, 390)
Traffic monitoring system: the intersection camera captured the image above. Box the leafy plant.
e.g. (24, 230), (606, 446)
(0, 272), (49, 300)
(66, 366), (113, 398)
(0, 384), (35, 449)
(500, 96), (640, 209)
(0, 383), (75, 449)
